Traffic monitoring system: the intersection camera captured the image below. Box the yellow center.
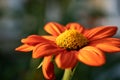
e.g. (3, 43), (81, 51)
(56, 29), (88, 50)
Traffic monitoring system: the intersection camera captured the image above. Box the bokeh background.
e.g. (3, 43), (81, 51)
(0, 0), (120, 80)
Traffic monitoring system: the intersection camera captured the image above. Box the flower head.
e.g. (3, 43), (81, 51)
(15, 22), (120, 79)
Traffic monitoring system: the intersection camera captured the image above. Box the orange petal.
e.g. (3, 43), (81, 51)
(32, 43), (63, 58)
(76, 46), (105, 66)
(42, 56), (55, 80)
(66, 22), (84, 33)
(89, 38), (120, 52)
(55, 51), (78, 69)
(42, 35), (56, 41)
(84, 26), (117, 41)
(44, 22), (65, 36)
(15, 44), (34, 52)
(21, 35), (51, 45)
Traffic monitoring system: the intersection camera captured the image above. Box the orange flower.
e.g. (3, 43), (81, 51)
(15, 22), (120, 79)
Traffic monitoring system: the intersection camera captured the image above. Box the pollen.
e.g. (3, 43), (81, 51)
(56, 29), (88, 50)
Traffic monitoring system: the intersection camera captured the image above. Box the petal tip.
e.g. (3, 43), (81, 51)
(15, 47), (19, 51)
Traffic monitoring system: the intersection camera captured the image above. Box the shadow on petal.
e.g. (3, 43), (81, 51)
(55, 51), (78, 69)
(42, 56), (55, 80)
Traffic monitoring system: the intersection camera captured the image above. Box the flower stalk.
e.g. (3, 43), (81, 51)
(62, 69), (72, 80)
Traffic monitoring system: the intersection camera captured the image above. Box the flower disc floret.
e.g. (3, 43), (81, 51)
(56, 29), (88, 50)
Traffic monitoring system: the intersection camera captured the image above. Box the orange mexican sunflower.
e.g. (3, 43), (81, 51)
(15, 22), (120, 79)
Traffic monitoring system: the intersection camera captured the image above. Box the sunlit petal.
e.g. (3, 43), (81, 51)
(21, 35), (51, 45)
(84, 26), (117, 41)
(76, 46), (105, 66)
(15, 44), (34, 52)
(44, 22), (65, 36)
(66, 22), (84, 33)
(42, 35), (56, 41)
(89, 38), (120, 52)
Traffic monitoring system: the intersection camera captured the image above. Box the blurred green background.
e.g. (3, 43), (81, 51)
(0, 0), (120, 80)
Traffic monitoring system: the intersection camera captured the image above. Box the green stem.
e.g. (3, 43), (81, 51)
(62, 69), (72, 80)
